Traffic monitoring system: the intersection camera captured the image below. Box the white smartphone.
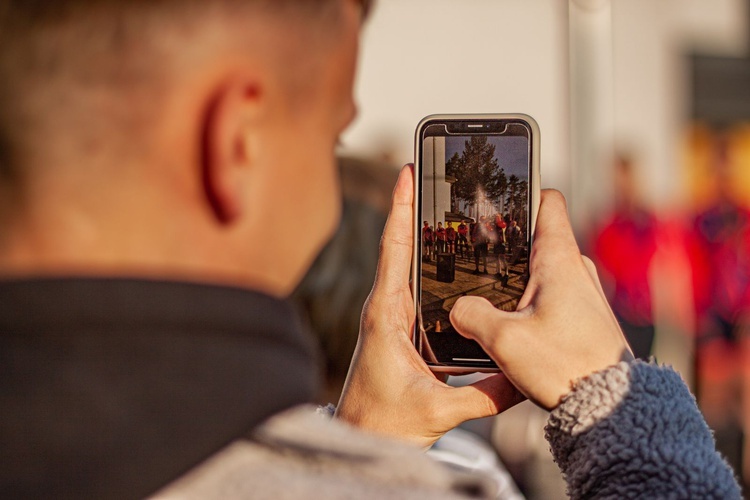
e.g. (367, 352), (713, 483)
(412, 114), (541, 372)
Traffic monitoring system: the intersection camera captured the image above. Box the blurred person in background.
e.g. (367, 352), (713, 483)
(593, 152), (659, 360)
(687, 134), (750, 479)
(294, 156), (395, 403)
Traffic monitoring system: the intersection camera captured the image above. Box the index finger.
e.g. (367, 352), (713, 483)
(530, 190), (582, 267)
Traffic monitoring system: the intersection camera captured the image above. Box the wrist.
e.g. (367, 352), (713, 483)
(548, 360), (634, 436)
(335, 397), (436, 450)
(544, 358), (664, 471)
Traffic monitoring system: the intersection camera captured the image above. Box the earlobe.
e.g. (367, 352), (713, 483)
(200, 79), (262, 224)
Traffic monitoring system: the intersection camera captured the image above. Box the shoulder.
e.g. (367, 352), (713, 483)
(155, 406), (494, 499)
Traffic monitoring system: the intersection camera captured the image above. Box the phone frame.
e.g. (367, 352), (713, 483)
(412, 113), (541, 373)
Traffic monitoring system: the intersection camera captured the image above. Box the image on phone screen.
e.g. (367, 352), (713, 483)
(417, 120), (532, 369)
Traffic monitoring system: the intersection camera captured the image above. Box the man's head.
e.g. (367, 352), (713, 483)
(423, 221), (428, 227)
(437, 222), (443, 228)
(0, 0), (367, 295)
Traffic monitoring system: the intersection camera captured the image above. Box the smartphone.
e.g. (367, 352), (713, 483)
(412, 114), (541, 372)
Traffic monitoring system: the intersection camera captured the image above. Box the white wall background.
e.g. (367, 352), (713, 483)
(340, 0), (570, 192)
(422, 136), (450, 227)
(340, 0), (748, 217)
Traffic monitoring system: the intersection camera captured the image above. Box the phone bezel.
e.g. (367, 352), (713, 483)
(412, 113), (541, 373)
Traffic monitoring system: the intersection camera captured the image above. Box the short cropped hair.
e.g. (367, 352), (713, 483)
(0, 0), (372, 180)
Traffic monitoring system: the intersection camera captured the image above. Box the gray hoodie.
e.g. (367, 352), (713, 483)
(156, 361), (741, 499)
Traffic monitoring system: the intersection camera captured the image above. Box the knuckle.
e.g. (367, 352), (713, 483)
(579, 254), (599, 275)
(377, 233), (387, 255)
(378, 228), (412, 250)
(359, 295), (377, 326)
(424, 395), (447, 428)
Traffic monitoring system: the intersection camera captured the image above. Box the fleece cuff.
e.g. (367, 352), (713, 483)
(544, 360), (740, 499)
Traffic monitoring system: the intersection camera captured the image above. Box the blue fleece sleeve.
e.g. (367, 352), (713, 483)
(545, 360), (741, 499)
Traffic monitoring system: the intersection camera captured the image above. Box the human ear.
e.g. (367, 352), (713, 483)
(200, 78), (263, 224)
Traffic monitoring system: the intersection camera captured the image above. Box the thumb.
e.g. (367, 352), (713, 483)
(446, 374), (526, 424)
(449, 296), (511, 346)
(372, 164), (414, 296)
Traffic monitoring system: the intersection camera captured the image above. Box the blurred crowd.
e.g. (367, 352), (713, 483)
(589, 129), (750, 491)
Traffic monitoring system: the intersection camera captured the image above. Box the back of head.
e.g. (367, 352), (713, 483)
(0, 0), (342, 178)
(0, 0), (364, 295)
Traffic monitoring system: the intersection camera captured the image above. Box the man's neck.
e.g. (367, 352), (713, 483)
(0, 199), (295, 297)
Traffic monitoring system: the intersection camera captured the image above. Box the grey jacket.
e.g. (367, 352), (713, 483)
(156, 361), (740, 499)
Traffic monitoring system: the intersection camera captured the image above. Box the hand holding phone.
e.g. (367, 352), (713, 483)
(336, 165), (525, 449)
(336, 163), (631, 446)
(450, 190), (633, 410)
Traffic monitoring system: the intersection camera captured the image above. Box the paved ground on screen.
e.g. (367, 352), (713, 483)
(421, 249), (528, 333)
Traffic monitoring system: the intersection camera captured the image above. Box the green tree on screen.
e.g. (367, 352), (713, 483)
(447, 136), (507, 216)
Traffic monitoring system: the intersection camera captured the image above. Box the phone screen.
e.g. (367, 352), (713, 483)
(416, 119), (533, 369)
